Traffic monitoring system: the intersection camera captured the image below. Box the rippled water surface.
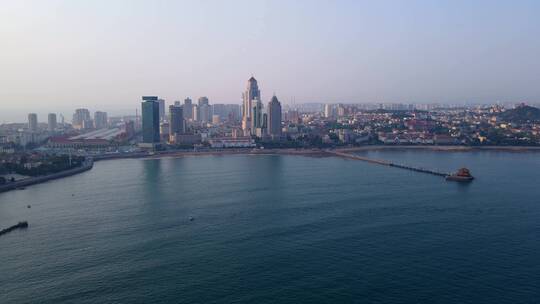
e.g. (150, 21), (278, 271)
(1, 152), (539, 303)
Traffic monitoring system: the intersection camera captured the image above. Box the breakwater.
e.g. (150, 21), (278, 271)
(0, 221), (28, 237)
(0, 160), (93, 193)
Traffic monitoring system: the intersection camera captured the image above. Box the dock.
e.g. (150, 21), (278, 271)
(329, 151), (451, 178)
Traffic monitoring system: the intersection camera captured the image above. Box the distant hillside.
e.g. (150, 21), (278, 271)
(499, 105), (540, 123)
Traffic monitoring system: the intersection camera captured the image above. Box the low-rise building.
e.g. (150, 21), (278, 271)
(209, 137), (255, 148)
(169, 134), (202, 145)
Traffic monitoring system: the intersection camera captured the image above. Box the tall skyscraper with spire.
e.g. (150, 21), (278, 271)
(242, 76), (261, 134)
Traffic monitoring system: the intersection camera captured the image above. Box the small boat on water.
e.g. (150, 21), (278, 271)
(446, 168), (474, 182)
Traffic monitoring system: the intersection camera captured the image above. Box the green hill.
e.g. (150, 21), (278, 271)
(499, 105), (540, 123)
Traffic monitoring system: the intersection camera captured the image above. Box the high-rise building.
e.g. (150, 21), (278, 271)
(212, 104), (226, 120)
(47, 113), (57, 132)
(337, 104), (346, 117)
(160, 122), (170, 141)
(192, 104), (199, 122)
(212, 115), (220, 125)
(199, 104), (210, 123)
(268, 95), (282, 137)
(262, 113), (268, 129)
(28, 113), (38, 132)
(212, 104), (241, 121)
(94, 111), (108, 129)
(141, 96), (160, 145)
(183, 98), (193, 120)
(251, 100), (263, 131)
(198, 96), (209, 106)
(72, 108), (91, 130)
(158, 99), (166, 122)
(198, 97), (210, 123)
(242, 76), (261, 133)
(169, 105), (184, 138)
(324, 104), (333, 118)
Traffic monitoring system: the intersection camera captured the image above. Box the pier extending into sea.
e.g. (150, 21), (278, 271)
(329, 151), (450, 178)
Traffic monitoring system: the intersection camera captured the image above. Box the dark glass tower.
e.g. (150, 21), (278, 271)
(268, 95), (282, 136)
(251, 101), (263, 131)
(169, 105), (184, 136)
(141, 96), (160, 144)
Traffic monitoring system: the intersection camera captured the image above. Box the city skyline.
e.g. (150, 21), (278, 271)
(3, 2), (540, 303)
(2, 0), (540, 122)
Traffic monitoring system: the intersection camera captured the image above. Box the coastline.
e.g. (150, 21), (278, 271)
(2, 145), (539, 194)
(147, 148), (332, 159)
(93, 148), (332, 163)
(98, 145), (540, 162)
(0, 160), (94, 194)
(334, 145), (540, 153)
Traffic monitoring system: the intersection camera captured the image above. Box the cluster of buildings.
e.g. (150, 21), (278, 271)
(2, 76), (540, 155)
(0, 108), (138, 152)
(139, 76), (282, 149)
(0, 152), (49, 173)
(71, 109), (109, 130)
(298, 102), (540, 146)
(240, 77), (282, 139)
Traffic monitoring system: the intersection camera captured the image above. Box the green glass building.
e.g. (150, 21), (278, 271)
(141, 96), (160, 144)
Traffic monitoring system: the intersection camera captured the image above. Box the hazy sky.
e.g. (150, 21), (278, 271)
(1, 0), (539, 122)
